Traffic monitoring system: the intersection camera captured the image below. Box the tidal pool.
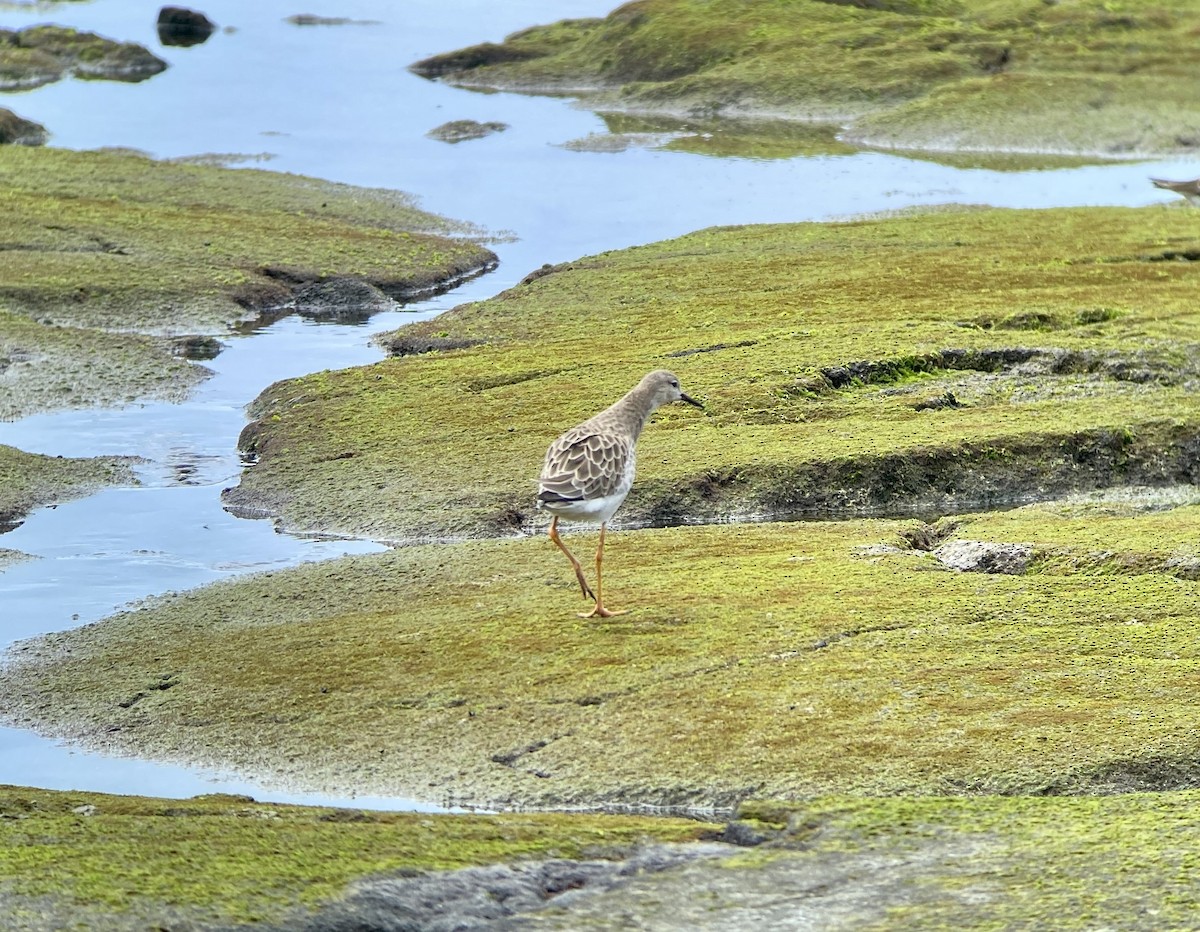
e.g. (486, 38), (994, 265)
(0, 0), (1195, 807)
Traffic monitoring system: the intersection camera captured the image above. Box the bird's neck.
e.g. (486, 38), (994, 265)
(595, 384), (658, 440)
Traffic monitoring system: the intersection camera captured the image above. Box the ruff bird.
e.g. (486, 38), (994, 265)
(538, 369), (703, 617)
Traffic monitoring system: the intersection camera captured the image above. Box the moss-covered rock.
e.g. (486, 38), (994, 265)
(0, 107), (47, 146)
(412, 0), (1200, 157)
(224, 204), (1200, 542)
(0, 444), (137, 529)
(0, 145), (497, 334)
(0, 25), (165, 91)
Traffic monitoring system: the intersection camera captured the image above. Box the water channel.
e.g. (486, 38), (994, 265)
(0, 0), (1194, 809)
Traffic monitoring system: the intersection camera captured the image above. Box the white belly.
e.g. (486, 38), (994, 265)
(540, 456), (634, 525)
(543, 489), (630, 524)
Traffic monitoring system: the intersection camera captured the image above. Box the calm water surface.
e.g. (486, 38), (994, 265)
(0, 0), (1194, 807)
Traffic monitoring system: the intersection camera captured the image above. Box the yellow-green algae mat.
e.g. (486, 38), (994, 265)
(4, 505), (1200, 808)
(226, 204), (1200, 541)
(0, 144), (493, 421)
(7, 202), (1200, 925)
(413, 0), (1200, 158)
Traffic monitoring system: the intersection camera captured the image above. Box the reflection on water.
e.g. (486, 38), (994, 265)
(0, 0), (1197, 807)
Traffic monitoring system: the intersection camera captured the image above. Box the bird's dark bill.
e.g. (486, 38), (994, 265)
(681, 392), (704, 409)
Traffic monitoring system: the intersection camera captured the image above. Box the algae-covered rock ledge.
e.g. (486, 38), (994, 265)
(224, 204), (1200, 543)
(412, 0), (1200, 157)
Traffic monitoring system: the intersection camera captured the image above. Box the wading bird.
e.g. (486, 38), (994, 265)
(538, 369), (703, 617)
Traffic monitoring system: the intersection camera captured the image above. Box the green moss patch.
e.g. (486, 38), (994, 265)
(0, 145), (497, 334)
(0, 141), (495, 424)
(6, 507), (1200, 807)
(225, 205), (1200, 542)
(0, 443), (137, 528)
(741, 793), (1200, 930)
(412, 0), (1200, 157)
(0, 784), (711, 928)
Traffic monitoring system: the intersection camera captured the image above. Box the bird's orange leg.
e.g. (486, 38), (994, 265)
(548, 516), (595, 601)
(580, 522), (630, 619)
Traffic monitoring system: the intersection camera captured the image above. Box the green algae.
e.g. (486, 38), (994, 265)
(0, 547), (34, 569)
(0, 139), (495, 425)
(412, 0), (1200, 158)
(6, 509), (1200, 807)
(0, 145), (497, 334)
(0, 784), (712, 928)
(0, 443), (136, 527)
(587, 112), (856, 159)
(225, 204), (1200, 542)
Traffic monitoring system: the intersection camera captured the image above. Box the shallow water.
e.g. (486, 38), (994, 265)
(0, 0), (1196, 808)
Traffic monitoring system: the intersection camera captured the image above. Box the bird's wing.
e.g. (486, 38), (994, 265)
(538, 428), (632, 502)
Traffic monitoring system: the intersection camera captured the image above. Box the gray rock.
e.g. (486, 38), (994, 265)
(292, 278), (397, 322)
(294, 844), (731, 931)
(934, 539), (1034, 574)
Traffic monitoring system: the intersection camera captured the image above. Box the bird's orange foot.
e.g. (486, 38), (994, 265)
(578, 604), (631, 619)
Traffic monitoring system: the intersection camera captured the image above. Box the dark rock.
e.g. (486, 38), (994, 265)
(382, 335), (484, 357)
(410, 42), (542, 79)
(156, 7), (216, 47)
(0, 108), (47, 146)
(719, 819), (773, 847)
(913, 391), (965, 412)
(291, 278), (397, 323)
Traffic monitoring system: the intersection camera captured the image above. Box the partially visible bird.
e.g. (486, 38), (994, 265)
(537, 369), (703, 618)
(1151, 177), (1200, 206)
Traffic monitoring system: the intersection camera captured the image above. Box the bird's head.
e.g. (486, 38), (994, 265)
(641, 369), (704, 410)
